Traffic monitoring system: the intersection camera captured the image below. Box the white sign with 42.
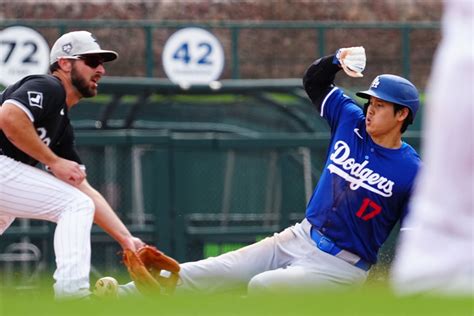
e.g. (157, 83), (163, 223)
(162, 27), (225, 87)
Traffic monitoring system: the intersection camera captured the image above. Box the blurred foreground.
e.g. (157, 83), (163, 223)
(0, 278), (472, 316)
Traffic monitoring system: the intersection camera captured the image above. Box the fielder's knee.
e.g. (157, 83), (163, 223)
(68, 191), (95, 218)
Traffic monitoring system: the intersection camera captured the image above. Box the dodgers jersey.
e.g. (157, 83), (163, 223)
(0, 75), (81, 166)
(304, 68), (420, 265)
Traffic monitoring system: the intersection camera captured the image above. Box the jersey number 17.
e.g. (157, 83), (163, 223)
(356, 198), (382, 221)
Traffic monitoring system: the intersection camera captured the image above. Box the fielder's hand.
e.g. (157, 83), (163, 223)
(121, 236), (145, 252)
(123, 245), (180, 296)
(336, 46), (366, 78)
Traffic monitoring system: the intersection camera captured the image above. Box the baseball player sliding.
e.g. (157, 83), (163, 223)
(98, 45), (421, 297)
(0, 31), (145, 299)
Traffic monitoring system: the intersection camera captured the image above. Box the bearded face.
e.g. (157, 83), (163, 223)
(71, 62), (98, 98)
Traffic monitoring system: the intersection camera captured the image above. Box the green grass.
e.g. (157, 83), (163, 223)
(1, 281), (472, 316)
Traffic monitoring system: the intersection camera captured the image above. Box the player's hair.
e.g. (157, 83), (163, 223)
(393, 103), (413, 133)
(49, 62), (60, 73)
(363, 102), (413, 134)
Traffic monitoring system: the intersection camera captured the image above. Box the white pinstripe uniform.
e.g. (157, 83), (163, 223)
(0, 78), (93, 299)
(1, 31), (120, 299)
(0, 155), (95, 298)
(0, 74), (97, 298)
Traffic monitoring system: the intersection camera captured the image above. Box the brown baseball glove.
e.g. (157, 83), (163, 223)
(123, 245), (180, 295)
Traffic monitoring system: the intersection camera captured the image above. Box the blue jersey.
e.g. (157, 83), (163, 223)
(305, 87), (420, 264)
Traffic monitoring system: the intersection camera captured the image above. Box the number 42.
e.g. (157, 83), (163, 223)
(173, 42), (213, 65)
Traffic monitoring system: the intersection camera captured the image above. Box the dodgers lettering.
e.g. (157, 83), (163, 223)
(328, 141), (394, 197)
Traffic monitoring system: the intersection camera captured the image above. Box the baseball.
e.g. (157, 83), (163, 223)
(94, 276), (119, 298)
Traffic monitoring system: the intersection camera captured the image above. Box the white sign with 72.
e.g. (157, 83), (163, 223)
(0, 26), (50, 87)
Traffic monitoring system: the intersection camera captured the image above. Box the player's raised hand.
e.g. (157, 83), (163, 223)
(49, 157), (86, 186)
(336, 46), (366, 78)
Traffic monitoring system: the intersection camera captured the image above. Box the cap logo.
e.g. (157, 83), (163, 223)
(62, 43), (73, 54)
(371, 76), (380, 89)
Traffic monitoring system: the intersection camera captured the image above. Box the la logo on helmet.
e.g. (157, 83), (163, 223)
(371, 76), (380, 88)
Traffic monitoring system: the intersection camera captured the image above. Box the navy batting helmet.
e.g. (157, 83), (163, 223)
(356, 74), (420, 120)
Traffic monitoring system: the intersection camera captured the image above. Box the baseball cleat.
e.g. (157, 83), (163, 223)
(94, 276), (119, 298)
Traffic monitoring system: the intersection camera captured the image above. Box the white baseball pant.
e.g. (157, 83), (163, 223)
(0, 155), (95, 299)
(121, 218), (368, 295)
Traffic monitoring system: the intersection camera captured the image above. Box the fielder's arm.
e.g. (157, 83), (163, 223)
(0, 103), (85, 186)
(77, 179), (145, 251)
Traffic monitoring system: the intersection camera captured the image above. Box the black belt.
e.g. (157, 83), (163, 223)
(310, 227), (372, 271)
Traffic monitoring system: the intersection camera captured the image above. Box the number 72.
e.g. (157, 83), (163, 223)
(1, 40), (38, 64)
